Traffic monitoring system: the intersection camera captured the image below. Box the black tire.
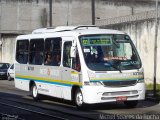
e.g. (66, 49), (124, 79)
(124, 100), (138, 108)
(74, 88), (85, 108)
(31, 83), (40, 101)
(7, 74), (12, 81)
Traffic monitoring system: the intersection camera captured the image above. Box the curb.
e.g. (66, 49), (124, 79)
(145, 97), (160, 102)
(145, 90), (160, 102)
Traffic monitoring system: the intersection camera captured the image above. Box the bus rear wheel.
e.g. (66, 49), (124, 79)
(124, 100), (138, 108)
(74, 89), (84, 108)
(31, 83), (40, 101)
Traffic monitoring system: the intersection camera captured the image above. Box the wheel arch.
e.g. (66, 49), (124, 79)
(71, 85), (81, 101)
(29, 80), (35, 91)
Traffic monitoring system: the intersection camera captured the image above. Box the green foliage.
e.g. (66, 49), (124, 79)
(146, 83), (160, 91)
(146, 84), (160, 99)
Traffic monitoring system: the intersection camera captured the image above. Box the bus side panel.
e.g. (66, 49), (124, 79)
(62, 86), (72, 100)
(36, 81), (62, 98)
(15, 78), (30, 91)
(61, 68), (82, 101)
(33, 66), (63, 98)
(15, 63), (30, 91)
(61, 67), (72, 100)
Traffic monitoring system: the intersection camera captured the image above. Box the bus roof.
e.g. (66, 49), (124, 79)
(16, 25), (126, 40)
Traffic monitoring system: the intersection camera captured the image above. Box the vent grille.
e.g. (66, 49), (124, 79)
(103, 80), (137, 87)
(103, 90), (138, 96)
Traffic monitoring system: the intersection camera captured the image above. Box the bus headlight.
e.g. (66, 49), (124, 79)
(84, 81), (103, 86)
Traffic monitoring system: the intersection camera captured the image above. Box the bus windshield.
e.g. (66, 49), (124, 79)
(79, 34), (142, 71)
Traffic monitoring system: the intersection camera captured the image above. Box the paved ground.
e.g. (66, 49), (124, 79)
(0, 80), (160, 120)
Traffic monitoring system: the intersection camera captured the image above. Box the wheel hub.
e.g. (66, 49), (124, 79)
(33, 86), (38, 97)
(76, 92), (83, 106)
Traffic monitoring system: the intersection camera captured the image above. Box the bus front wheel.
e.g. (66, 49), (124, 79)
(31, 83), (40, 101)
(74, 89), (84, 108)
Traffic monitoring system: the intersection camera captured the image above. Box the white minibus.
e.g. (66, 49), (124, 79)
(15, 25), (145, 108)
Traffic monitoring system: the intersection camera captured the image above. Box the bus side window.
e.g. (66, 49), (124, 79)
(63, 41), (72, 68)
(44, 37), (62, 66)
(29, 39), (44, 65)
(32, 52), (43, 65)
(72, 52), (81, 72)
(16, 40), (29, 64)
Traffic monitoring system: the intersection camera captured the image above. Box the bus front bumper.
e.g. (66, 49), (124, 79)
(82, 83), (146, 104)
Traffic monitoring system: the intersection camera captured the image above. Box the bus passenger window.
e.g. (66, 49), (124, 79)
(32, 52), (43, 65)
(44, 52), (58, 66)
(44, 38), (62, 66)
(16, 40), (29, 64)
(63, 42), (72, 68)
(29, 39), (44, 65)
(72, 53), (81, 72)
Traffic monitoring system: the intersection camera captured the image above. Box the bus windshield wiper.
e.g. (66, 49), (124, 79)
(112, 62), (122, 73)
(106, 60), (122, 73)
(112, 40), (120, 48)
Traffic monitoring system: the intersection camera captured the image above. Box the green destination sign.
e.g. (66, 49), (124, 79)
(81, 36), (112, 46)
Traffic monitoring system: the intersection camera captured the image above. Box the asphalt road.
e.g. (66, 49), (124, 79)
(0, 80), (160, 120)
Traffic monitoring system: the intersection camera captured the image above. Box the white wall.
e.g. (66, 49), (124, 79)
(0, 0), (157, 31)
(1, 35), (16, 64)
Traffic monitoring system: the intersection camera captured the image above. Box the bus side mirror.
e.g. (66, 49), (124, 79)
(70, 46), (76, 58)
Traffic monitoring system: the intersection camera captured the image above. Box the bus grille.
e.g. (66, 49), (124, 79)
(102, 90), (138, 96)
(103, 80), (137, 87)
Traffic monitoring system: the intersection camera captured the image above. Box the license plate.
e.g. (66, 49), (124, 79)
(116, 96), (127, 101)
